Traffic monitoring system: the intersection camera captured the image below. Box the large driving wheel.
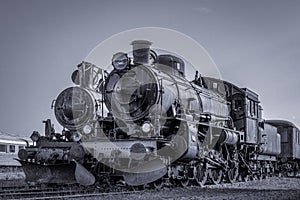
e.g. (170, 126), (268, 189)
(209, 168), (223, 185)
(194, 163), (208, 187)
(226, 162), (239, 183)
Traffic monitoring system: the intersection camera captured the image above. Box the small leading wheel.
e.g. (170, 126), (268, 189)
(243, 175), (250, 182)
(209, 168), (223, 185)
(169, 177), (178, 187)
(249, 174), (258, 181)
(226, 163), (239, 183)
(257, 172), (264, 180)
(194, 163), (208, 187)
(129, 184), (145, 191)
(180, 178), (189, 187)
(151, 178), (164, 190)
(239, 171), (250, 182)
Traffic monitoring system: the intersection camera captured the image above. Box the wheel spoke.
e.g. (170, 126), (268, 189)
(194, 163), (208, 187)
(227, 165), (239, 183)
(210, 169), (223, 185)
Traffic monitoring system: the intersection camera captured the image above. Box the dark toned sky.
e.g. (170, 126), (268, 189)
(0, 0), (299, 136)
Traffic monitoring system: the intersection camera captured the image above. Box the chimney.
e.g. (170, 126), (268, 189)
(131, 40), (152, 65)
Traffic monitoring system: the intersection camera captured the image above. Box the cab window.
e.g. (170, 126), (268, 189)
(0, 144), (6, 152)
(249, 100), (257, 117)
(280, 127), (288, 143)
(297, 130), (300, 145)
(9, 145), (15, 153)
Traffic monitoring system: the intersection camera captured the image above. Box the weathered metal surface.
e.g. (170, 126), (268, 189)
(16, 159), (76, 184)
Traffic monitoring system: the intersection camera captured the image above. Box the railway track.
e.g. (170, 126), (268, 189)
(1, 186), (92, 199)
(0, 182), (144, 199)
(1, 174), (299, 199)
(1, 187), (143, 200)
(3, 178), (299, 200)
(15, 191), (143, 200)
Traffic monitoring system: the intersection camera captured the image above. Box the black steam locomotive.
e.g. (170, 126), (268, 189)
(16, 40), (300, 187)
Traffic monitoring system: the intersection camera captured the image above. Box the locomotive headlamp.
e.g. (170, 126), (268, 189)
(112, 52), (129, 70)
(30, 131), (40, 142)
(141, 122), (153, 133)
(82, 124), (92, 135)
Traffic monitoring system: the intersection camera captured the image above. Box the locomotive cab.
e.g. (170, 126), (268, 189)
(203, 77), (260, 144)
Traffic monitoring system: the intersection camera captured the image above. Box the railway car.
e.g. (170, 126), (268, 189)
(266, 120), (300, 175)
(0, 131), (29, 166)
(0, 131), (30, 180)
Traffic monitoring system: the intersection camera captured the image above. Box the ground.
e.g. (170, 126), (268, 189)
(70, 177), (300, 200)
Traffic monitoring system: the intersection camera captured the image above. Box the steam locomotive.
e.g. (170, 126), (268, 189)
(16, 40), (300, 187)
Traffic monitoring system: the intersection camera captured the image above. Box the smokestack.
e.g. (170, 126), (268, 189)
(131, 40), (152, 65)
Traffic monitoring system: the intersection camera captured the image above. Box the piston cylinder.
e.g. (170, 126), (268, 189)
(219, 130), (238, 145)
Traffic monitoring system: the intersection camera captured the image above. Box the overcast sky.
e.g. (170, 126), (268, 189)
(0, 0), (299, 137)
